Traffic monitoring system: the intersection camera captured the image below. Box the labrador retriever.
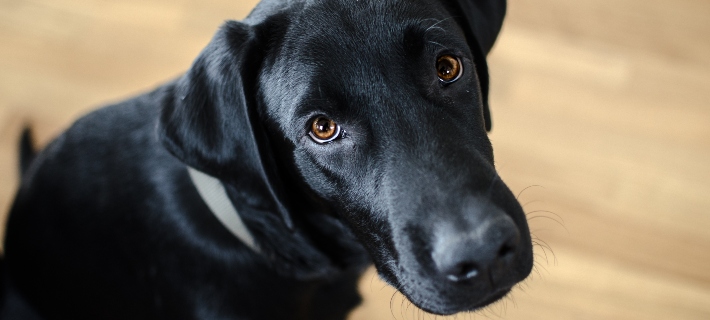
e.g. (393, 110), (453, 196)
(1, 0), (533, 319)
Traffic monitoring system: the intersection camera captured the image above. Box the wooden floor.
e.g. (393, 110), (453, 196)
(1, 0), (708, 319)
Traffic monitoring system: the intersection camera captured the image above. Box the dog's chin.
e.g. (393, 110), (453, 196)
(376, 264), (522, 316)
(403, 286), (513, 316)
(447, 291), (511, 315)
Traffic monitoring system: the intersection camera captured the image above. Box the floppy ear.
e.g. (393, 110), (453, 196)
(447, 0), (506, 131)
(158, 21), (294, 230)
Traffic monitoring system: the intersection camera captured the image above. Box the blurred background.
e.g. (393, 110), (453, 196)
(0, 0), (708, 319)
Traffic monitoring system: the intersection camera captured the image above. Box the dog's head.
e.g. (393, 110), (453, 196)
(159, 0), (532, 315)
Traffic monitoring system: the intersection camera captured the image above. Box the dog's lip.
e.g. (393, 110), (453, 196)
(398, 282), (513, 316)
(469, 287), (512, 310)
(430, 287), (512, 315)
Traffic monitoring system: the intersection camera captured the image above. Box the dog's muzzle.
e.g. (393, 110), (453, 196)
(380, 182), (533, 315)
(430, 212), (520, 284)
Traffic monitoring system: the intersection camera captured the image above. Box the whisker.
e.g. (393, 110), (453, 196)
(525, 210), (565, 224)
(369, 271), (377, 292)
(424, 16), (456, 34)
(532, 249), (548, 266)
(521, 199), (543, 208)
(509, 292), (518, 310)
(428, 40), (446, 48)
(516, 185), (544, 200)
(532, 240), (550, 264)
(533, 260), (549, 275)
(514, 281), (529, 294)
(527, 215), (564, 226)
(389, 292), (398, 320)
(388, 283), (407, 320)
(533, 238), (558, 265)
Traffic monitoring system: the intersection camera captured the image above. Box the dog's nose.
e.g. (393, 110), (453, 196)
(431, 216), (520, 283)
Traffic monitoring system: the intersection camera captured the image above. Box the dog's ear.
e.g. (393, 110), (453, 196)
(158, 20), (294, 230)
(448, 0), (506, 131)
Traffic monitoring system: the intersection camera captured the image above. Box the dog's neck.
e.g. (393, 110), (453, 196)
(186, 166), (261, 253)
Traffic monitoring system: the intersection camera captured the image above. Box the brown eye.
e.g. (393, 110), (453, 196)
(436, 55), (463, 83)
(308, 116), (342, 143)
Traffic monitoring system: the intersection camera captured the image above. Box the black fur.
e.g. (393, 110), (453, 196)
(2, 0), (532, 319)
(18, 127), (36, 177)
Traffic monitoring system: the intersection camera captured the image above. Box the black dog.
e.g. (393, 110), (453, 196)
(1, 0), (532, 318)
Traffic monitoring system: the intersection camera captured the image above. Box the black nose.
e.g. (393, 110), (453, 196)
(431, 217), (520, 283)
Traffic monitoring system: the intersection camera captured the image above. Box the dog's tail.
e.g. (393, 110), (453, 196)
(19, 126), (37, 177)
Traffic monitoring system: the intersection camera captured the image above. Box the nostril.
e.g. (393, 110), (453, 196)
(445, 262), (480, 282)
(498, 242), (516, 259)
(432, 214), (521, 284)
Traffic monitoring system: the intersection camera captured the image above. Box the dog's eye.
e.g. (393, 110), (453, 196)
(436, 55), (463, 83)
(308, 116), (342, 144)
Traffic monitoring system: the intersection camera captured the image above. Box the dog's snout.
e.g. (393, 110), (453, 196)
(431, 215), (520, 284)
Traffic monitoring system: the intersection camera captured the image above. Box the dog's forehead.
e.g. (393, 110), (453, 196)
(286, 0), (453, 52)
(259, 0), (466, 124)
